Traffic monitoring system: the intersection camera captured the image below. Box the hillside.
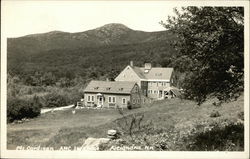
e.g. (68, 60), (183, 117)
(7, 23), (177, 83)
(8, 23), (173, 54)
(7, 95), (244, 150)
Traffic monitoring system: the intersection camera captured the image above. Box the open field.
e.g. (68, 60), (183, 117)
(7, 95), (244, 150)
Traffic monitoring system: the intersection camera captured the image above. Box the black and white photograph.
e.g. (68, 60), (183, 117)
(1, 0), (249, 158)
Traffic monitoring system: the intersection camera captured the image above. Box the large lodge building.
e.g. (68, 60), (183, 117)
(83, 61), (180, 109)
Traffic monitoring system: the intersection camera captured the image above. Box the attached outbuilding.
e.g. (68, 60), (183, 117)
(83, 80), (142, 109)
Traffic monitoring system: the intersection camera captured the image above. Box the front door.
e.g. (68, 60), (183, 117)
(159, 90), (163, 99)
(98, 96), (103, 106)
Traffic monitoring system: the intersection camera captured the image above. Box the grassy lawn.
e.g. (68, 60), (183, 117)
(7, 95), (244, 150)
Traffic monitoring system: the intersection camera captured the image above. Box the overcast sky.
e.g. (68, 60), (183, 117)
(2, 1), (179, 38)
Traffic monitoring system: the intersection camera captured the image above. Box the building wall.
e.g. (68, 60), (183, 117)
(84, 93), (131, 109)
(84, 89), (142, 109)
(115, 66), (142, 87)
(147, 81), (171, 99)
(140, 80), (148, 96)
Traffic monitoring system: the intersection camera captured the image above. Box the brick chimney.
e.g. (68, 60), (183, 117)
(144, 63), (151, 70)
(144, 63), (151, 73)
(130, 61), (133, 67)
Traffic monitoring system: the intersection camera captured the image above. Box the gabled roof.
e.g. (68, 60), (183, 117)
(132, 66), (146, 79)
(132, 66), (173, 80)
(84, 80), (136, 94)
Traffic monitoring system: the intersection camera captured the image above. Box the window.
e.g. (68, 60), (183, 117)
(94, 87), (99, 90)
(108, 96), (116, 103)
(108, 96), (112, 103)
(119, 88), (124, 91)
(154, 90), (157, 94)
(134, 86), (138, 92)
(122, 98), (126, 104)
(155, 73), (162, 76)
(148, 90), (150, 94)
(88, 95), (91, 101)
(133, 99), (136, 104)
(91, 96), (94, 101)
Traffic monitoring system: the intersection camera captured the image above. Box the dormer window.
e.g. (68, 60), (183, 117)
(94, 87), (99, 90)
(106, 87), (111, 91)
(119, 88), (124, 91)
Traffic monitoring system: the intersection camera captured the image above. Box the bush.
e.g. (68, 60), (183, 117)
(210, 110), (221, 118)
(184, 122), (244, 151)
(127, 101), (132, 110)
(7, 97), (41, 123)
(44, 93), (69, 107)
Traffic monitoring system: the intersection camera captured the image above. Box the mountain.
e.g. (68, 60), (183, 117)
(7, 23), (177, 84)
(8, 23), (173, 55)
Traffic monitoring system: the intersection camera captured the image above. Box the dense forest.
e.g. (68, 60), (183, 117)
(7, 23), (178, 87)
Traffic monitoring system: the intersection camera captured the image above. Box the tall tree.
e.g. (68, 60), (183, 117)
(161, 7), (244, 104)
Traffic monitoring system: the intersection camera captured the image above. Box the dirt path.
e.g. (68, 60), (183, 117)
(40, 105), (74, 114)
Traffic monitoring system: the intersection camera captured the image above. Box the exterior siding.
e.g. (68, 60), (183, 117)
(140, 80), (148, 96)
(84, 93), (131, 109)
(115, 64), (174, 100)
(115, 66), (142, 87)
(147, 81), (171, 99)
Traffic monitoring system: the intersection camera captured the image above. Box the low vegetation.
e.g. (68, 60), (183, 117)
(7, 96), (41, 123)
(7, 95), (244, 151)
(7, 78), (85, 122)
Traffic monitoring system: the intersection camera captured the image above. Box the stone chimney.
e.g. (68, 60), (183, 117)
(130, 61), (133, 67)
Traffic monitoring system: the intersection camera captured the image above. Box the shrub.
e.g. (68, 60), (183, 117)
(210, 110), (221, 118)
(7, 97), (41, 123)
(44, 93), (69, 107)
(115, 110), (154, 139)
(184, 122), (244, 151)
(127, 101), (132, 110)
